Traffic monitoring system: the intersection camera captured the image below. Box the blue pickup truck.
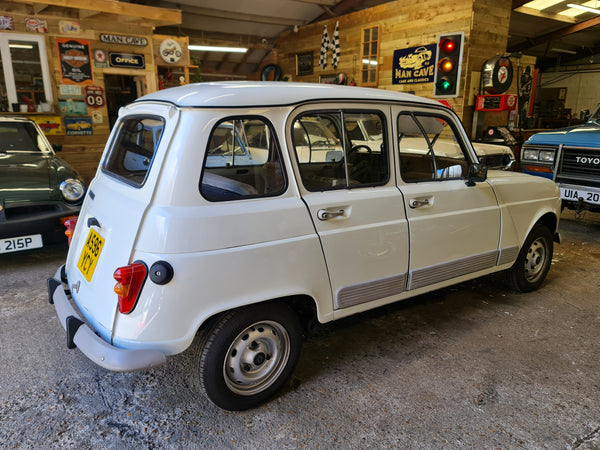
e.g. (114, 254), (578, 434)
(521, 104), (600, 213)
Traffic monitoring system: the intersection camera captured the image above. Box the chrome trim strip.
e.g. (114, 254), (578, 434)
(408, 250), (498, 290)
(335, 273), (407, 309)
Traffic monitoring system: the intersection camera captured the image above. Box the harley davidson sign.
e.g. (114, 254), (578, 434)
(56, 38), (93, 85)
(100, 34), (148, 46)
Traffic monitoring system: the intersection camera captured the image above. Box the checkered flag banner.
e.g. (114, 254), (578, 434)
(332, 21), (340, 69)
(319, 25), (330, 69)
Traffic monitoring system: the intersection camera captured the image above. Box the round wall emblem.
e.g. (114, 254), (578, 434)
(94, 48), (107, 64)
(159, 39), (182, 64)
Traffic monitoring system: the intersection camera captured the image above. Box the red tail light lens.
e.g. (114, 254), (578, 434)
(113, 262), (147, 314)
(62, 216), (78, 246)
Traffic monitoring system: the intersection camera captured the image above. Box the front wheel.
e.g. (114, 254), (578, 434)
(508, 224), (554, 293)
(192, 303), (302, 410)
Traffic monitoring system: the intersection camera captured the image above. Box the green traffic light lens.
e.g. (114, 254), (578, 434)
(437, 79), (452, 91)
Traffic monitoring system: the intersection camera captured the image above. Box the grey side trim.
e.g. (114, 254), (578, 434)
(335, 273), (407, 310)
(409, 250), (498, 290)
(498, 246), (519, 266)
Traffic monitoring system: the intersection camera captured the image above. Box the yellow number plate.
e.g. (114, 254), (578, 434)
(77, 228), (105, 282)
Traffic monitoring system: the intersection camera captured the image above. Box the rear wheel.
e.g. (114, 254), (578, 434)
(193, 303), (302, 410)
(508, 224), (554, 293)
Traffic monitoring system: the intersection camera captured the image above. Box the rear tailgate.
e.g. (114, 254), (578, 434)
(64, 102), (179, 341)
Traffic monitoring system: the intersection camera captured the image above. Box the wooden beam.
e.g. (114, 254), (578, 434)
(9, 0), (181, 25)
(292, 0), (337, 6)
(508, 14), (600, 52)
(312, 0), (364, 23)
(179, 5), (303, 27)
(514, 6), (576, 23)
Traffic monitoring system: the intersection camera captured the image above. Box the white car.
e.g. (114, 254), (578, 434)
(48, 82), (560, 410)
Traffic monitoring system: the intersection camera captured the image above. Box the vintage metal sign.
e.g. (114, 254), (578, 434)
(100, 34), (148, 46)
(56, 38), (93, 85)
(85, 86), (105, 108)
(392, 44), (436, 85)
(108, 52), (145, 69)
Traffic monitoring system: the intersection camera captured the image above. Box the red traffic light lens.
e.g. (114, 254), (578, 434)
(440, 38), (456, 53)
(438, 58), (454, 73)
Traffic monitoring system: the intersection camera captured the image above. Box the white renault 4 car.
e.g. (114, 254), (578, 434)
(48, 82), (560, 410)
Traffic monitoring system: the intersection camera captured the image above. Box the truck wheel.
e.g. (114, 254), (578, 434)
(194, 303), (302, 410)
(508, 224), (553, 293)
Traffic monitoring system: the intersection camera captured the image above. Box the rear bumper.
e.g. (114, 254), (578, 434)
(47, 265), (166, 372)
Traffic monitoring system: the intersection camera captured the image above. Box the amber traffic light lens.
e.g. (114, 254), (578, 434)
(438, 58), (454, 73)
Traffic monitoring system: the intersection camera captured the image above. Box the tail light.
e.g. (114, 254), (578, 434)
(62, 216), (78, 246)
(113, 262), (147, 314)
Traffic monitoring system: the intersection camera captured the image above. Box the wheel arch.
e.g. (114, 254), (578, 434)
(196, 294), (321, 337)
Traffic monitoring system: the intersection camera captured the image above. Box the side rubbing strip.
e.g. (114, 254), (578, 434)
(335, 273), (407, 310)
(409, 250), (498, 290)
(498, 246), (519, 266)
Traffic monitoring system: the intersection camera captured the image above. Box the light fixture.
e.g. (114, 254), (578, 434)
(567, 3), (600, 14)
(9, 43), (33, 49)
(551, 47), (578, 54)
(188, 45), (247, 53)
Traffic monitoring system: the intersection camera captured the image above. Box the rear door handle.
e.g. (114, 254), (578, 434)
(409, 198), (430, 209)
(317, 209), (345, 220)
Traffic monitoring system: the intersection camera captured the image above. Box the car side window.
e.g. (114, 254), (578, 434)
(200, 117), (286, 201)
(292, 111), (388, 191)
(397, 112), (468, 182)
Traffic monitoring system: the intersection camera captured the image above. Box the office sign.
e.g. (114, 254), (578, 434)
(108, 52), (145, 69)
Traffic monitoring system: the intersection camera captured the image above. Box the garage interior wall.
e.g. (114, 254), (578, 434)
(275, 0), (530, 134)
(0, 2), (171, 183)
(538, 69), (600, 117)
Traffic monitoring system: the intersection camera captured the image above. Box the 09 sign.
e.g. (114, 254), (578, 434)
(85, 86), (105, 108)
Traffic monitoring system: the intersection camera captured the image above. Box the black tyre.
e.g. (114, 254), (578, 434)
(508, 224), (554, 293)
(194, 303), (302, 410)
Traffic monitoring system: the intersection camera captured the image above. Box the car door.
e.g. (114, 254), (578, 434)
(392, 105), (501, 291)
(289, 105), (410, 315)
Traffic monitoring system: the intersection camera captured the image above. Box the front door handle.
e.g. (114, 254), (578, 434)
(317, 209), (345, 220)
(409, 198), (430, 209)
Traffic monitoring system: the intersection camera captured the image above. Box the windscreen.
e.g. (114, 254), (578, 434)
(0, 122), (49, 152)
(103, 116), (165, 187)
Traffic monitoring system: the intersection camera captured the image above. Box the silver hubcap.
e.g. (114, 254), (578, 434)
(224, 320), (290, 396)
(524, 237), (547, 282)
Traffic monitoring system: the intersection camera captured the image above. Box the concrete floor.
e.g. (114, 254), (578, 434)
(1, 210), (599, 449)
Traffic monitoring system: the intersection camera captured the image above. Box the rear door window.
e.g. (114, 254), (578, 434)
(292, 111), (388, 190)
(103, 116), (164, 187)
(200, 117), (286, 201)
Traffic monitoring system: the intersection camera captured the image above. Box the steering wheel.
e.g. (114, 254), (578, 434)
(348, 144), (372, 156)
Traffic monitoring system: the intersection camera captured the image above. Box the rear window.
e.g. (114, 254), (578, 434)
(103, 116), (164, 187)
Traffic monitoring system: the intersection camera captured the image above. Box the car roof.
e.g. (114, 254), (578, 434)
(135, 81), (440, 109)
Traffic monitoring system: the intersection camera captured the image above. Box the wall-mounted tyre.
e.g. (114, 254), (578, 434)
(508, 224), (553, 293)
(192, 303), (302, 410)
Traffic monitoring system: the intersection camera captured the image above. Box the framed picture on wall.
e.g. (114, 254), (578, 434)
(319, 74), (337, 84)
(296, 52), (313, 76)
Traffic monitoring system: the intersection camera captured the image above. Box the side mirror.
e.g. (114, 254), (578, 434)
(466, 163), (487, 186)
(52, 144), (63, 152)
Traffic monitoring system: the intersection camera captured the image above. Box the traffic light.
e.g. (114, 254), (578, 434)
(433, 32), (465, 98)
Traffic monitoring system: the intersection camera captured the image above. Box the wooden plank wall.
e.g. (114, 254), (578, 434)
(275, 0), (517, 133)
(1, 5), (157, 183)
